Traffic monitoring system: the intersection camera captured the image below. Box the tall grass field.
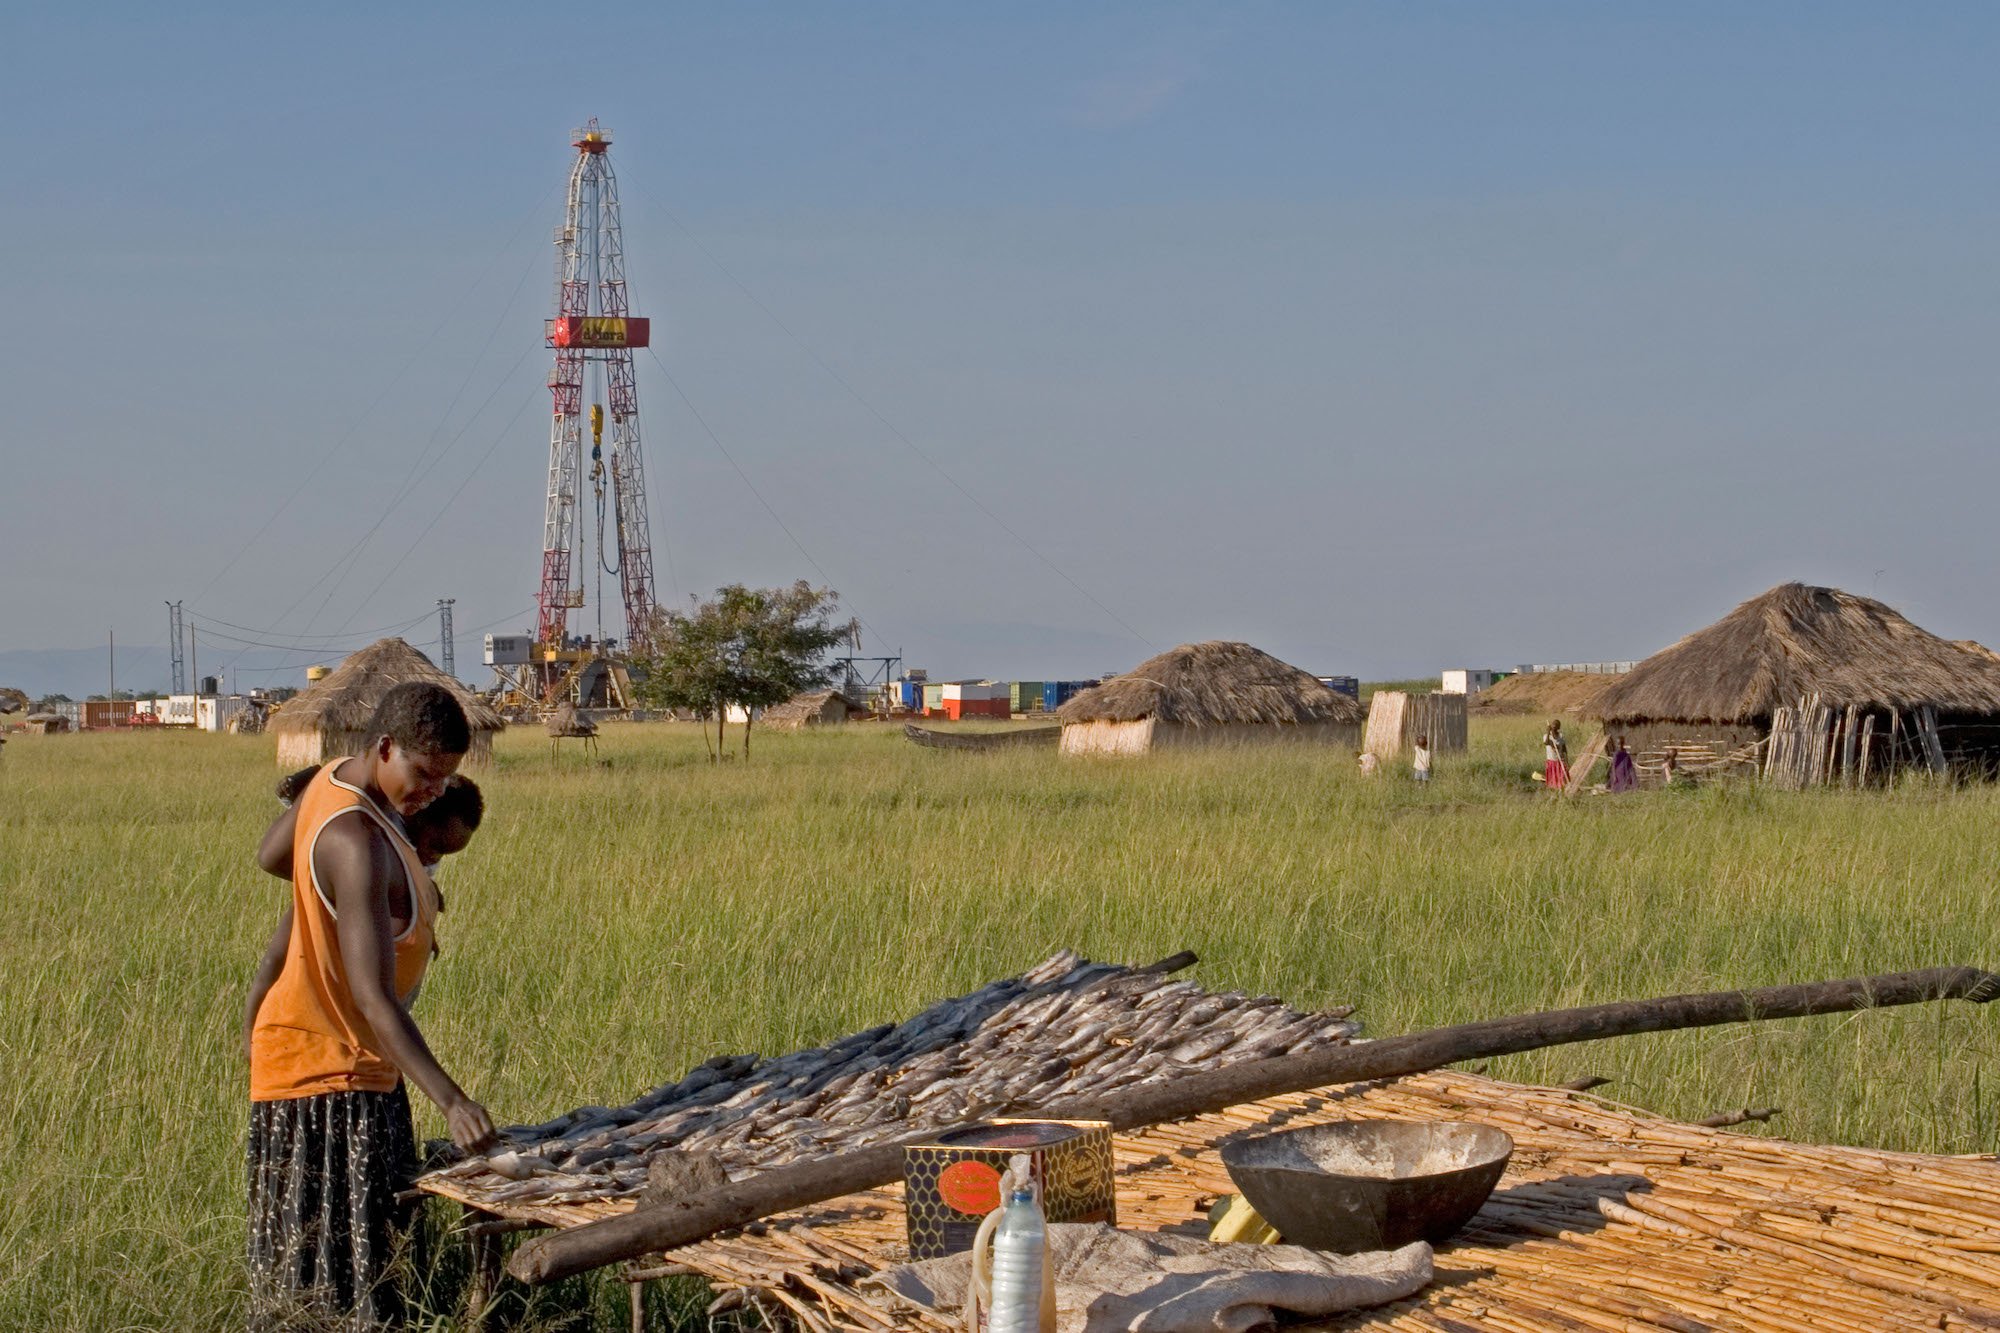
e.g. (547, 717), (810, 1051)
(4, 717), (1998, 1329)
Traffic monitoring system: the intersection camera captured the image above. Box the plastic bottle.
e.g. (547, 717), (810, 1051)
(986, 1184), (1047, 1333)
(968, 1156), (1055, 1333)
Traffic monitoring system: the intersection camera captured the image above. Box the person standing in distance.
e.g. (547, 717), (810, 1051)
(244, 681), (497, 1329)
(1543, 719), (1570, 793)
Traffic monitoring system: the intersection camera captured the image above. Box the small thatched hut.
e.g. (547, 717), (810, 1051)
(21, 712), (71, 735)
(1056, 641), (1364, 756)
(544, 703), (599, 739)
(271, 638), (504, 769)
(1589, 583), (2000, 782)
(762, 689), (860, 731)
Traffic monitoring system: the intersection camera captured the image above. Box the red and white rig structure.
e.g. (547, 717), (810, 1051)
(535, 120), (656, 675)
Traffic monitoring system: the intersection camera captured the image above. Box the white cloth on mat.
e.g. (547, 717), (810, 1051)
(867, 1223), (1432, 1333)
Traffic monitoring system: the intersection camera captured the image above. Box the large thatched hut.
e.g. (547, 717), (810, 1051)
(270, 637), (504, 769)
(1056, 641), (1363, 756)
(1589, 583), (2000, 782)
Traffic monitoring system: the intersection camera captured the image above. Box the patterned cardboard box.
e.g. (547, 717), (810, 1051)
(902, 1119), (1116, 1260)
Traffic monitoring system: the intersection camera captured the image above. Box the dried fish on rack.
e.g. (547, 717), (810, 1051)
(424, 951), (1358, 1213)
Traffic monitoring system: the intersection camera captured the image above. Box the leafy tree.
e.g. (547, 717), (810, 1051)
(634, 581), (851, 761)
(33, 693), (72, 710)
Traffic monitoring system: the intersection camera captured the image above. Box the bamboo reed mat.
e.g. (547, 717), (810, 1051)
(425, 1071), (2000, 1331)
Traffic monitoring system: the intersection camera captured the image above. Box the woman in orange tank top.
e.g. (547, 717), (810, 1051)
(243, 682), (496, 1330)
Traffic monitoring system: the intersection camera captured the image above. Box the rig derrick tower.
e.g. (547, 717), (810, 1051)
(532, 119), (656, 704)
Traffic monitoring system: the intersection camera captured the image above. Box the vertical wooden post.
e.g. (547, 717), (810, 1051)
(630, 1277), (648, 1333)
(1859, 714), (1876, 785)
(1841, 705), (1858, 786)
(1918, 706), (1947, 775)
(465, 1205), (504, 1330)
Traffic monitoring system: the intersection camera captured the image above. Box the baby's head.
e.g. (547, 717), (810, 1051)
(1416, 734), (1428, 748)
(407, 775), (484, 866)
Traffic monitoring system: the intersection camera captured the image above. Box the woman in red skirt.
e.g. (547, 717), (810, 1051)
(1543, 719), (1570, 792)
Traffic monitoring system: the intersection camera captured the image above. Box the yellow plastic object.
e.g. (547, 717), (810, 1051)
(1207, 1193), (1281, 1244)
(590, 403), (604, 444)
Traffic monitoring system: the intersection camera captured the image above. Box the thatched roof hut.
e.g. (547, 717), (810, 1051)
(270, 637), (504, 768)
(21, 712), (71, 735)
(544, 704), (598, 739)
(1056, 641), (1363, 756)
(762, 689), (859, 731)
(1591, 583), (2000, 725)
(1587, 583), (2000, 784)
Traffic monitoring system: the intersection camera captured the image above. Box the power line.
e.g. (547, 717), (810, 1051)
(281, 340), (540, 651)
(188, 177), (561, 608)
(338, 386), (542, 623)
(315, 240), (549, 634)
(191, 611), (432, 654)
(618, 159), (1152, 650)
(644, 346), (892, 653)
(185, 606), (437, 645)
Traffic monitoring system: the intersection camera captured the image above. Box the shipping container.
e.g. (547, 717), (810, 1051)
(1010, 681), (1045, 714)
(81, 700), (137, 729)
(1317, 675), (1360, 699)
(198, 696), (247, 732)
(1044, 679), (1100, 710)
(944, 696), (1010, 720)
(923, 683), (945, 713)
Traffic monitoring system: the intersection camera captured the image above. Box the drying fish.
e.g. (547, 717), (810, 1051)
(426, 951), (1360, 1211)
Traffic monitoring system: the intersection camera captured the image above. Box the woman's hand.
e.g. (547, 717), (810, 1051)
(447, 1096), (498, 1154)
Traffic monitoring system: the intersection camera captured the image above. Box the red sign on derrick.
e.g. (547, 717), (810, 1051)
(546, 316), (650, 348)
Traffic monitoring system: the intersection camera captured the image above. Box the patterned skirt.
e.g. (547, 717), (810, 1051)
(247, 1086), (417, 1331)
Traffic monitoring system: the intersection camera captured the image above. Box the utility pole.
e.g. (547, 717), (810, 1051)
(165, 602), (186, 694)
(437, 598), (457, 679)
(108, 629), (115, 698)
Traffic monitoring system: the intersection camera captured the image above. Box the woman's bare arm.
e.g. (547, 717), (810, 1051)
(257, 803), (300, 879)
(243, 906), (292, 1059)
(320, 814), (496, 1152)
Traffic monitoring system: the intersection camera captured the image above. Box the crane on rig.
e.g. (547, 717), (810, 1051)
(492, 120), (658, 711)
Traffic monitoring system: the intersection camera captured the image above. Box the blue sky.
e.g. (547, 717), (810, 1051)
(4, 4), (1997, 693)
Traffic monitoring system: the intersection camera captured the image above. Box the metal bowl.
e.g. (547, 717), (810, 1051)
(1219, 1120), (1514, 1253)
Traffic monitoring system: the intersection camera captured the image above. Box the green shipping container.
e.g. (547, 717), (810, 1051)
(923, 683), (945, 712)
(1011, 681), (1045, 713)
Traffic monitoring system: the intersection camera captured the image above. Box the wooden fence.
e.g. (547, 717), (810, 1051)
(1763, 695), (1946, 789)
(1364, 690), (1468, 758)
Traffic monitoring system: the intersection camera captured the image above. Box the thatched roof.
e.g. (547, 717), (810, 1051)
(1590, 583), (2000, 724)
(763, 689), (856, 729)
(1056, 641), (1364, 727)
(545, 704), (598, 738)
(270, 638), (505, 738)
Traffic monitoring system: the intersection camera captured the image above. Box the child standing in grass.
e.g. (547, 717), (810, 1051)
(1412, 734), (1432, 783)
(244, 683), (496, 1330)
(1543, 719), (1570, 792)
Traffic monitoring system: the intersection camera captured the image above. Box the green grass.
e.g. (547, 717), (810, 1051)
(4, 719), (1999, 1329)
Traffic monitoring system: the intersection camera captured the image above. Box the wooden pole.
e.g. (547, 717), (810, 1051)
(508, 965), (2000, 1285)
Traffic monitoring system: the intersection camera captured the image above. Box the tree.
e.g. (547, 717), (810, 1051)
(33, 693), (72, 711)
(633, 582), (851, 761)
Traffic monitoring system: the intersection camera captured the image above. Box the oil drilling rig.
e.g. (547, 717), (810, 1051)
(489, 120), (657, 709)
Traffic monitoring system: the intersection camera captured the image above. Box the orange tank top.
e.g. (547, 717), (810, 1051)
(249, 760), (439, 1102)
